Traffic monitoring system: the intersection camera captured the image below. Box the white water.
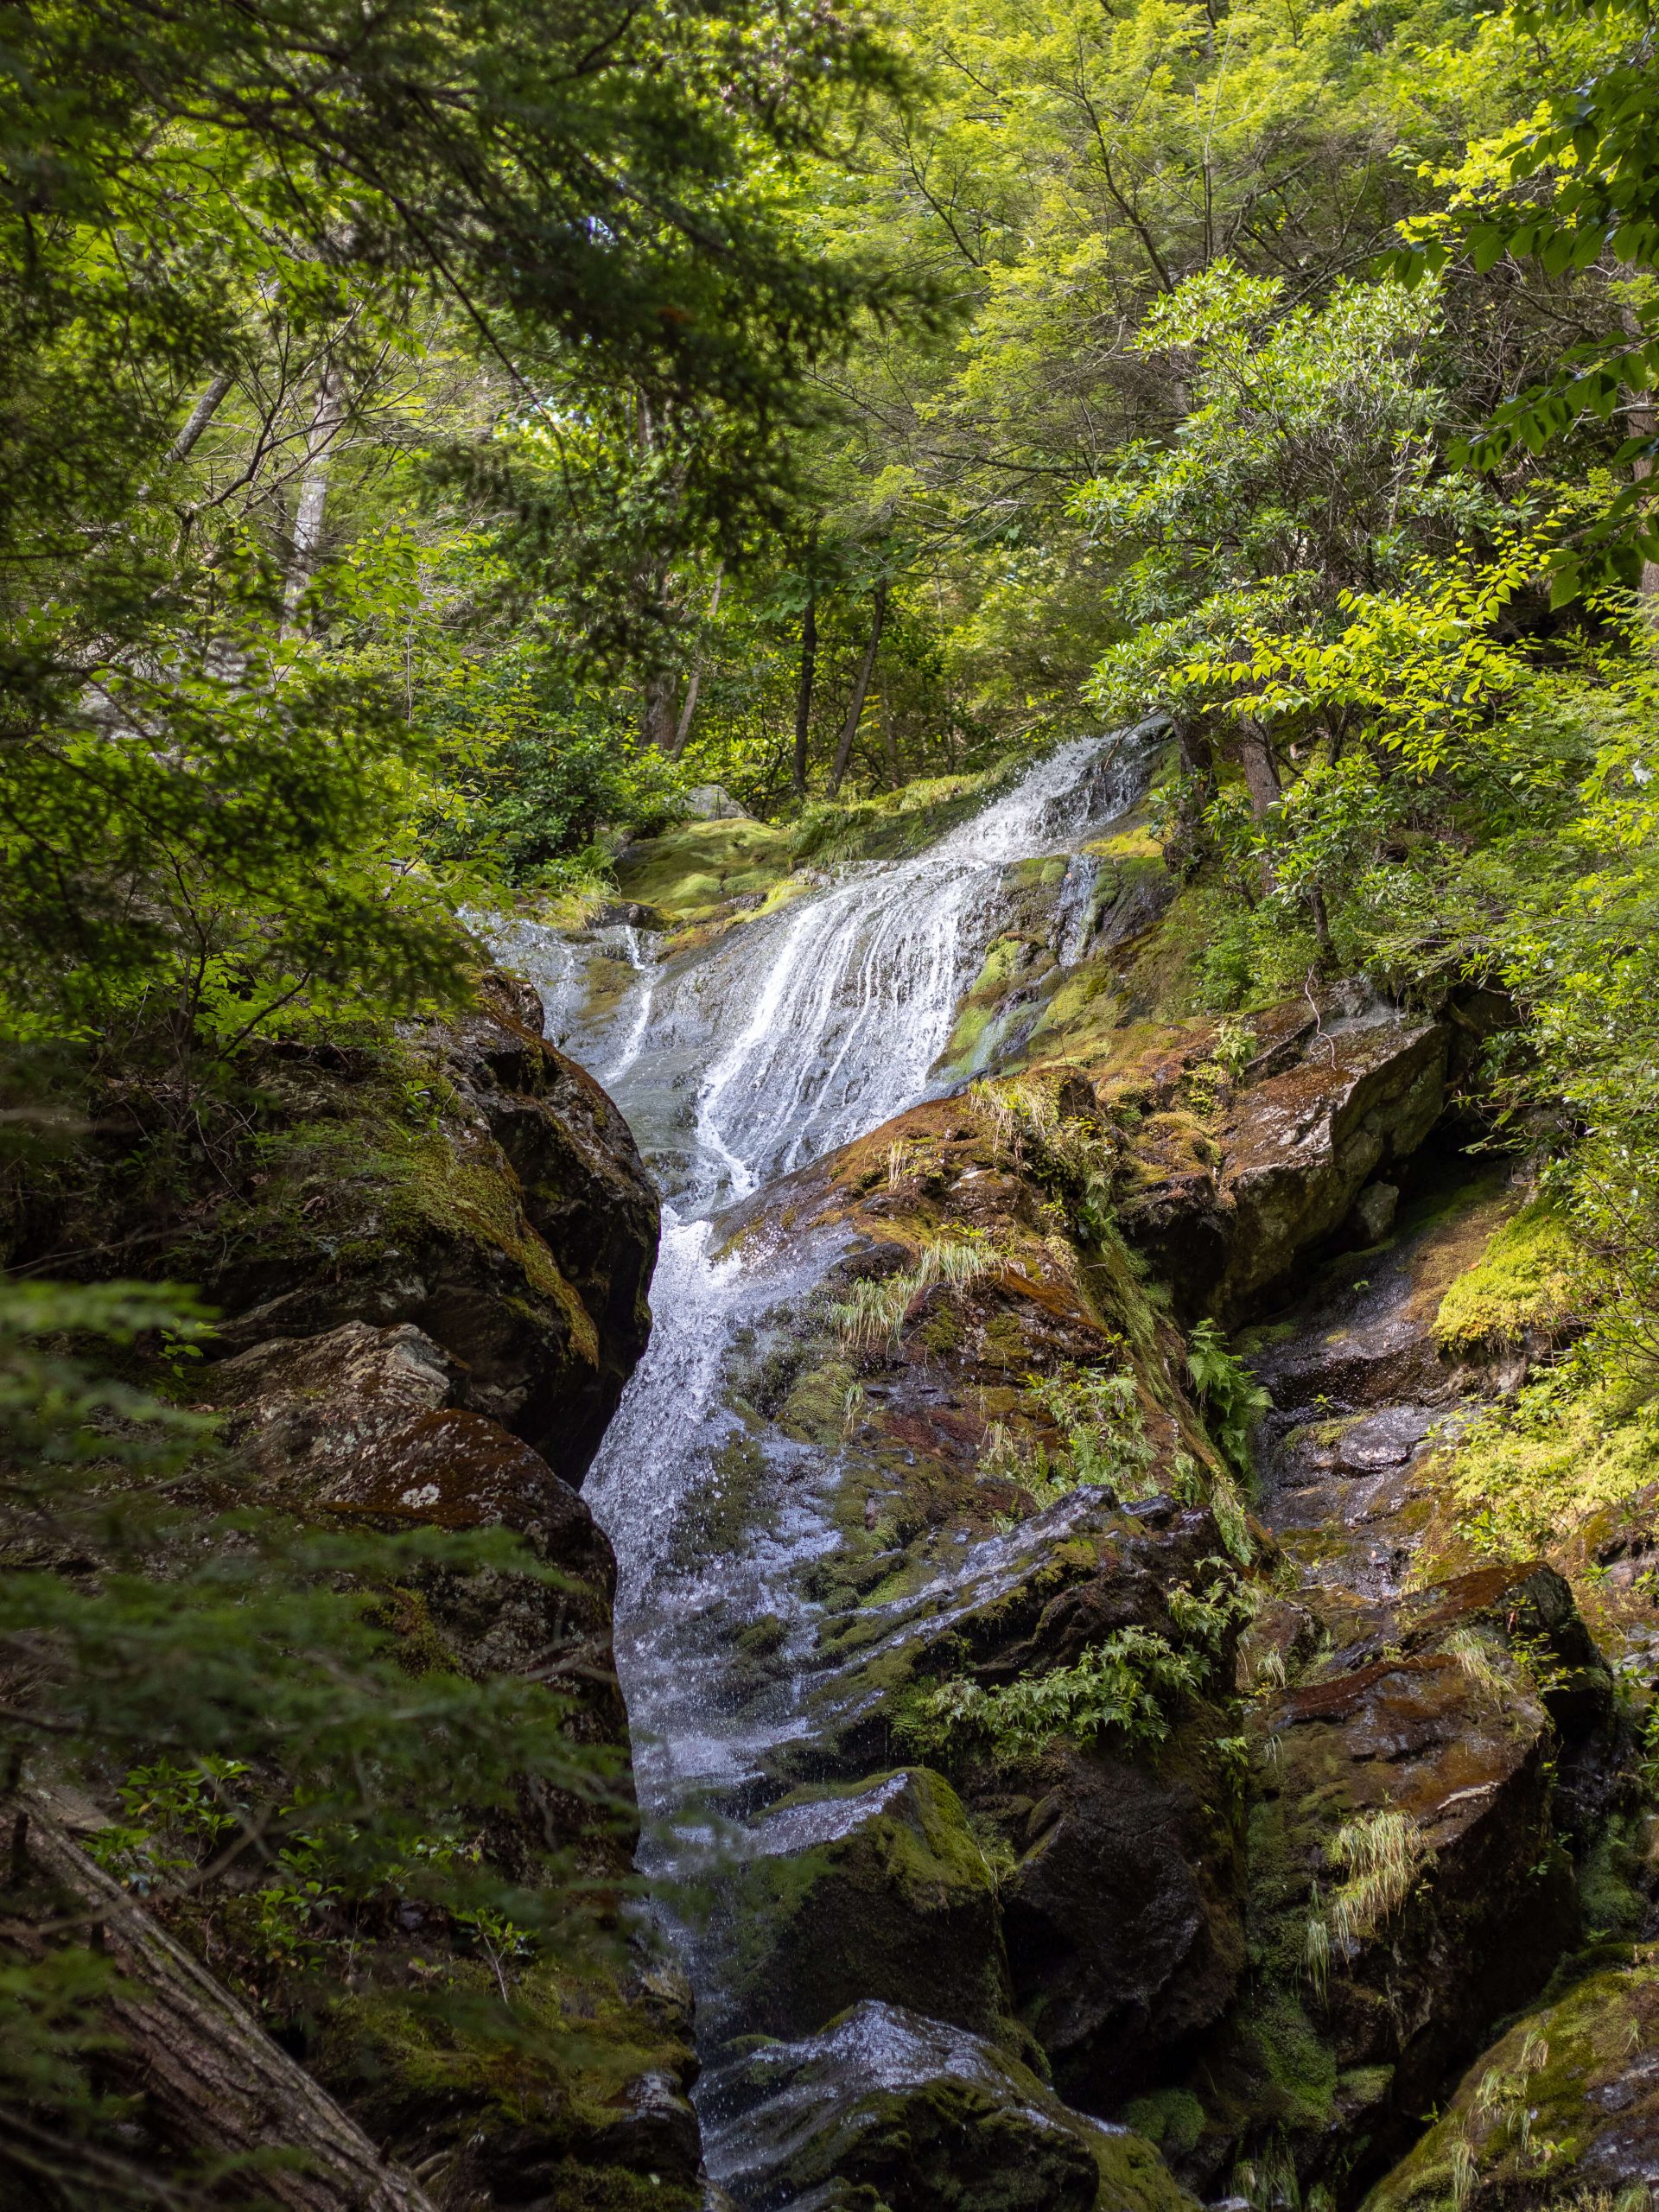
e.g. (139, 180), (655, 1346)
(490, 728), (1159, 2193)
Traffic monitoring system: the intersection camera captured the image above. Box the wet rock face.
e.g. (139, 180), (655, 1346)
(704, 2002), (1199, 2212)
(720, 1768), (1019, 2052)
(1364, 1957), (1659, 2212)
(694, 1090), (1255, 2174)
(1247, 1564), (1591, 2143)
(999, 1742), (1246, 2109)
(1145, 1172), (1624, 2203)
(201, 1319), (622, 1694)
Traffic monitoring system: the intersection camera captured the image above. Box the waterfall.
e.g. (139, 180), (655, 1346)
(488, 728), (1160, 2196)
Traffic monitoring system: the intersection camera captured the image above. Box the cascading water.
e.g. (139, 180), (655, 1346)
(489, 726), (1160, 2197)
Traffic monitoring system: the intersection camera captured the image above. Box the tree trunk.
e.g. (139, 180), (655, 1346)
(827, 579), (889, 798)
(4, 1789), (438, 2212)
(666, 564), (723, 760)
(640, 669), (678, 751)
(168, 372), (233, 467)
(791, 594), (817, 799)
(1237, 720), (1281, 818)
(282, 360), (347, 634)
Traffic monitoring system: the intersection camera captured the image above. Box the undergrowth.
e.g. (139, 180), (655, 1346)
(897, 1565), (1246, 1763)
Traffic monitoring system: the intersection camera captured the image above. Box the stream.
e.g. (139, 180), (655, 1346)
(490, 734), (1159, 2196)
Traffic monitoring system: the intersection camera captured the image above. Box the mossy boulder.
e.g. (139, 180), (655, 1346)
(721, 1768), (1019, 2051)
(1116, 1013), (1450, 1320)
(166, 981), (660, 1484)
(316, 1955), (702, 2211)
(1363, 1955), (1659, 2212)
(1188, 1562), (1604, 2195)
(614, 817), (796, 919)
(706, 1999), (1199, 2212)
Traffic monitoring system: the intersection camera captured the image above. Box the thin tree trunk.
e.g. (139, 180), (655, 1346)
(1616, 301), (1659, 601)
(640, 670), (677, 751)
(792, 594), (817, 799)
(1237, 720), (1281, 818)
(282, 360), (346, 634)
(4, 1788), (438, 2212)
(1237, 718), (1281, 895)
(167, 372), (233, 467)
(666, 564), (723, 760)
(827, 578), (889, 798)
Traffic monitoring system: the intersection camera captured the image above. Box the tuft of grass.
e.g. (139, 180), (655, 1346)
(1325, 1808), (1428, 1948)
(1444, 1625), (1511, 1703)
(825, 1232), (997, 1351)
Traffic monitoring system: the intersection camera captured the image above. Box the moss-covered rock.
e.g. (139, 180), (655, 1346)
(720, 1768), (1019, 2052)
(1432, 1198), (1582, 1357)
(316, 1955), (702, 2210)
(1363, 1954), (1659, 2212)
(706, 2000), (1200, 2212)
(157, 978), (659, 1484)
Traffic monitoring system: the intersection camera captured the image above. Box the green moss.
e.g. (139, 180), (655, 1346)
(1440, 1363), (1659, 1558)
(725, 1767), (1019, 2049)
(1122, 2086), (1209, 2156)
(388, 1125), (596, 1361)
(1363, 1960), (1659, 2212)
(319, 1956), (696, 2205)
(1433, 1201), (1582, 1354)
(614, 817), (796, 918)
(1250, 1989), (1338, 2125)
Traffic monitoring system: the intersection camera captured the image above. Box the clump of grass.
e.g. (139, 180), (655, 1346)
(1324, 1807), (1428, 1949)
(826, 1231), (998, 1351)
(1444, 1624), (1511, 1703)
(970, 1073), (1116, 1239)
(1451, 2025), (1569, 2202)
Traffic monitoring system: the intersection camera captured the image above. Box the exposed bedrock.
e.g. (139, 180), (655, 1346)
(658, 979), (1638, 2211)
(1116, 1001), (1451, 1321)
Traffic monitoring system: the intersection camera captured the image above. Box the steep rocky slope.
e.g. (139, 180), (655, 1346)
(486, 739), (1659, 2212)
(0, 979), (697, 2212)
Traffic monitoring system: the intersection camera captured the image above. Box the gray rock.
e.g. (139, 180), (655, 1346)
(683, 783), (751, 820)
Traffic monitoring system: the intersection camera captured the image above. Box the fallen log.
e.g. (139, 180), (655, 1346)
(3, 1789), (438, 2212)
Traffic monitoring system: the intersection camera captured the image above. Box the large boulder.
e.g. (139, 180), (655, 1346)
(1118, 1011), (1450, 1319)
(720, 1768), (1018, 2053)
(1001, 1739), (1245, 2111)
(702, 2001), (1199, 2212)
(171, 979), (658, 1483)
(1191, 1561), (1607, 2194)
(1364, 1954), (1659, 2212)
